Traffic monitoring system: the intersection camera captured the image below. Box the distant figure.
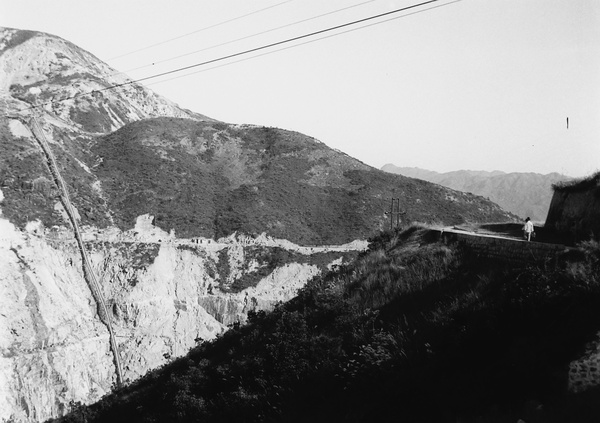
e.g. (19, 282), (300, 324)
(567, 117), (569, 129)
(523, 217), (535, 241)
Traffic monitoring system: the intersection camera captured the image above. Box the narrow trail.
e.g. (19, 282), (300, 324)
(27, 114), (124, 387)
(432, 225), (570, 266)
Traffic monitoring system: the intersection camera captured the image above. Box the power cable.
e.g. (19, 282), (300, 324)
(118, 0), (376, 76)
(108, 0), (295, 61)
(146, 0), (461, 88)
(18, 0), (454, 112)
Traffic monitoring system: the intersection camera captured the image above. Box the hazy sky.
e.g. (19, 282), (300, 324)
(2, 0), (599, 177)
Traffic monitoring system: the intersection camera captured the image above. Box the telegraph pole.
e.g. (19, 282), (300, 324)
(390, 198), (395, 231)
(389, 198), (406, 231)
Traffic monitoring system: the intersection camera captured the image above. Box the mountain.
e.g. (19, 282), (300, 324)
(382, 164), (569, 222)
(0, 28), (210, 130)
(0, 27), (518, 422)
(0, 27), (516, 246)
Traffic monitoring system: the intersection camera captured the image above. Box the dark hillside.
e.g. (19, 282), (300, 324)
(57, 228), (600, 422)
(1, 114), (515, 245)
(90, 117), (515, 244)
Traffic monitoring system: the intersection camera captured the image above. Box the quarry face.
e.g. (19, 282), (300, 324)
(0, 212), (364, 422)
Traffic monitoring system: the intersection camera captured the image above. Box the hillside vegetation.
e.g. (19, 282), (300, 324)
(1, 116), (516, 246)
(57, 227), (600, 422)
(86, 117), (516, 244)
(552, 171), (600, 193)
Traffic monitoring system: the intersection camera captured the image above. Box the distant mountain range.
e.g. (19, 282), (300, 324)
(381, 165), (570, 222)
(0, 27), (517, 245)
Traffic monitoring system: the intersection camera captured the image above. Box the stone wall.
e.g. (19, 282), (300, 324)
(568, 332), (600, 393)
(436, 229), (569, 267)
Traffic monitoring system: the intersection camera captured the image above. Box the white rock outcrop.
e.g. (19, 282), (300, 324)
(0, 217), (363, 422)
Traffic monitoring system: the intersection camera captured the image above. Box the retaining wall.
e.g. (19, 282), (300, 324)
(569, 339), (600, 394)
(434, 229), (569, 267)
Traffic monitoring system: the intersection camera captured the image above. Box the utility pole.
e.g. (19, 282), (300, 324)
(389, 198), (406, 231)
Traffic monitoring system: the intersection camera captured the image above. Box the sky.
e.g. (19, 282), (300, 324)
(1, 0), (599, 178)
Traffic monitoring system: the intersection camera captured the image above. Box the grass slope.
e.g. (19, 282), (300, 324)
(57, 227), (600, 423)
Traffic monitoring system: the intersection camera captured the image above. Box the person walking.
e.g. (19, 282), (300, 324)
(523, 217), (535, 241)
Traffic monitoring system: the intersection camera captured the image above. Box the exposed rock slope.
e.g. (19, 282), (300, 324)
(0, 214), (359, 422)
(0, 27), (210, 132)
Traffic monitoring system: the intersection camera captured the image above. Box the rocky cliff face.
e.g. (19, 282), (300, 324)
(0, 210), (362, 422)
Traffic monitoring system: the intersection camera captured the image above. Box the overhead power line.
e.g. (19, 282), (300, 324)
(119, 0), (376, 76)
(146, 0), (461, 88)
(108, 0), (295, 61)
(19, 0), (457, 112)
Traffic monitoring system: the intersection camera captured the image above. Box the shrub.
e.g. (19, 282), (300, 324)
(552, 171), (600, 193)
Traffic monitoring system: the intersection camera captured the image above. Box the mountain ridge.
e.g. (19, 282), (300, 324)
(0, 26), (212, 131)
(382, 164), (569, 222)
